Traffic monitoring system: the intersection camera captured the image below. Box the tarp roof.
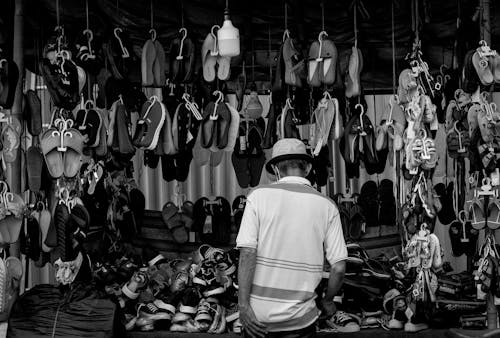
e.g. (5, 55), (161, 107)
(1, 0), (499, 91)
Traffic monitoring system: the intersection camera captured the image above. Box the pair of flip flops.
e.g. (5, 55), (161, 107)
(193, 197), (231, 245)
(449, 211), (478, 257)
(170, 31), (195, 84)
(466, 195), (500, 230)
(74, 102), (104, 148)
(231, 118), (266, 188)
(357, 180), (396, 228)
(471, 46), (500, 86)
(308, 35), (338, 88)
(201, 101), (232, 150)
(141, 37), (166, 87)
(20, 202), (52, 261)
(40, 116), (84, 178)
(162, 201), (194, 244)
(202, 31), (231, 82)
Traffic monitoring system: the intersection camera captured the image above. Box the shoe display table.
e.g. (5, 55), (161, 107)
(126, 328), (500, 338)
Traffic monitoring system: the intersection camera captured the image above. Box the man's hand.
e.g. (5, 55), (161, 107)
(320, 298), (337, 318)
(239, 303), (267, 338)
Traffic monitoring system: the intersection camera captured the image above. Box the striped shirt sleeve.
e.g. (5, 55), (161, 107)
(324, 205), (348, 266)
(236, 196), (259, 249)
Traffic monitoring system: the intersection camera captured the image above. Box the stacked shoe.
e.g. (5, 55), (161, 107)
(325, 311), (361, 332)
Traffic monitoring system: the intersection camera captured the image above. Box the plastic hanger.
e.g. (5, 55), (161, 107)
(457, 210), (469, 243)
(316, 31), (328, 62)
(477, 40), (497, 58)
(355, 103), (367, 136)
(0, 107), (9, 123)
(282, 29), (291, 42)
(177, 28), (188, 60)
(210, 91), (224, 120)
(149, 28), (157, 42)
(182, 93), (202, 121)
(452, 121), (466, 153)
(210, 25), (220, 56)
(113, 28), (130, 58)
(83, 29), (96, 59)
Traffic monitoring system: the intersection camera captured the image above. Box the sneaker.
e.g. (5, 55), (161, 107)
(194, 299), (213, 332)
(326, 311), (361, 333)
(153, 298), (176, 318)
(172, 311), (192, 324)
(208, 304), (227, 334)
(170, 270), (189, 294)
(122, 270), (148, 300)
(135, 317), (154, 331)
(138, 302), (172, 321)
(225, 303), (239, 323)
(179, 287), (200, 315)
(132, 96), (166, 150)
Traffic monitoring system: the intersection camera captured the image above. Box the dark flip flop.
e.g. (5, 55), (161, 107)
(448, 220), (465, 257)
(247, 119), (266, 188)
(26, 146), (43, 193)
(161, 155), (176, 182)
(378, 179), (396, 226)
(216, 103), (232, 149)
(232, 195), (247, 234)
(201, 102), (216, 149)
(359, 180), (379, 228)
(26, 90), (42, 137)
(231, 123), (250, 188)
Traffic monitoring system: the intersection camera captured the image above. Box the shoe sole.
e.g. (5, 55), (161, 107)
(203, 286), (225, 297)
(139, 312), (171, 321)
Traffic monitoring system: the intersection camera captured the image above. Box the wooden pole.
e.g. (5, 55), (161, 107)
(8, 0), (25, 258)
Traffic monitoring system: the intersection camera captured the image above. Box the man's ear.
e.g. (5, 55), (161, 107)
(305, 163), (313, 176)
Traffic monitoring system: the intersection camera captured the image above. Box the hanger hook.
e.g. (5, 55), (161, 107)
(83, 29), (93, 43)
(113, 27), (122, 39)
(214, 91), (224, 104)
(458, 210), (467, 223)
(355, 103), (364, 115)
(149, 28), (157, 41)
(318, 31), (328, 41)
(179, 28), (187, 39)
(211, 25), (220, 38)
(286, 98), (293, 109)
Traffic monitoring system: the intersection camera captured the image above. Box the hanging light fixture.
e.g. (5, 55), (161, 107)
(217, 0), (240, 57)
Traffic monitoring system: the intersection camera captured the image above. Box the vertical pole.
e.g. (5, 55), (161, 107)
(8, 0), (25, 259)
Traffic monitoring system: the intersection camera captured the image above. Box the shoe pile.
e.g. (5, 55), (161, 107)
(94, 244), (240, 333)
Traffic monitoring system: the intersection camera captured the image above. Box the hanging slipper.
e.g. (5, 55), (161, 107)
(2, 124), (19, 163)
(320, 38), (338, 85)
(26, 146), (43, 192)
(201, 102), (217, 149)
(25, 89), (42, 137)
(231, 124), (250, 188)
(63, 127), (84, 178)
(307, 41), (321, 88)
(378, 179), (396, 226)
(153, 40), (166, 87)
(448, 218), (465, 257)
(468, 197), (486, 230)
(215, 103), (232, 149)
(193, 127), (211, 167)
(38, 203), (53, 252)
(183, 37), (196, 83)
(224, 104), (240, 152)
(283, 36), (304, 87)
(232, 195), (246, 234)
(247, 119), (266, 188)
(95, 109), (109, 157)
(359, 181), (379, 228)
(345, 46), (361, 98)
(202, 32), (218, 83)
(141, 38), (156, 86)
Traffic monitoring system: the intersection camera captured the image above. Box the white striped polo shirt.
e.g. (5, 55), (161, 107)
(236, 176), (347, 332)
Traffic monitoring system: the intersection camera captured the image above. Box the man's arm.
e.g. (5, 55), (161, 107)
(238, 247), (267, 338)
(321, 261), (346, 317)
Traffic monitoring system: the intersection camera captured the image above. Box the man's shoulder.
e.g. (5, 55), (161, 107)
(249, 183), (337, 207)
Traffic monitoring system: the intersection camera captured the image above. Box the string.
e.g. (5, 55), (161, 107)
(56, 0), (60, 27)
(181, 0), (185, 28)
(150, 0), (154, 30)
(252, 38), (255, 82)
(391, 0), (396, 95)
(268, 23), (272, 84)
(116, 0), (119, 18)
(354, 0), (358, 48)
(226, 0), (229, 10)
(321, 0), (325, 31)
(85, 0), (89, 31)
(284, 0), (288, 31)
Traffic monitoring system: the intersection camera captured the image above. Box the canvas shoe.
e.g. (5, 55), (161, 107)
(194, 299), (213, 332)
(179, 287), (201, 315)
(208, 304), (227, 334)
(326, 311), (360, 332)
(122, 270), (148, 300)
(132, 96), (166, 150)
(138, 302), (172, 321)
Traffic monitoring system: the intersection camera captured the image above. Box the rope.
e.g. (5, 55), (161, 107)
(268, 24), (272, 83)
(85, 0), (89, 31)
(252, 38), (255, 82)
(56, 0), (60, 27)
(116, 0), (120, 17)
(181, 0), (185, 28)
(150, 0), (154, 30)
(321, 0), (325, 31)
(284, 0), (288, 31)
(391, 0), (396, 95)
(354, 1), (358, 48)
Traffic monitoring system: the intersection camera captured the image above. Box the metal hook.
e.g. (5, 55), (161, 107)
(286, 98), (293, 110)
(113, 28), (130, 58)
(214, 90), (224, 105)
(149, 28), (157, 42)
(177, 28), (188, 60)
(82, 29), (95, 58)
